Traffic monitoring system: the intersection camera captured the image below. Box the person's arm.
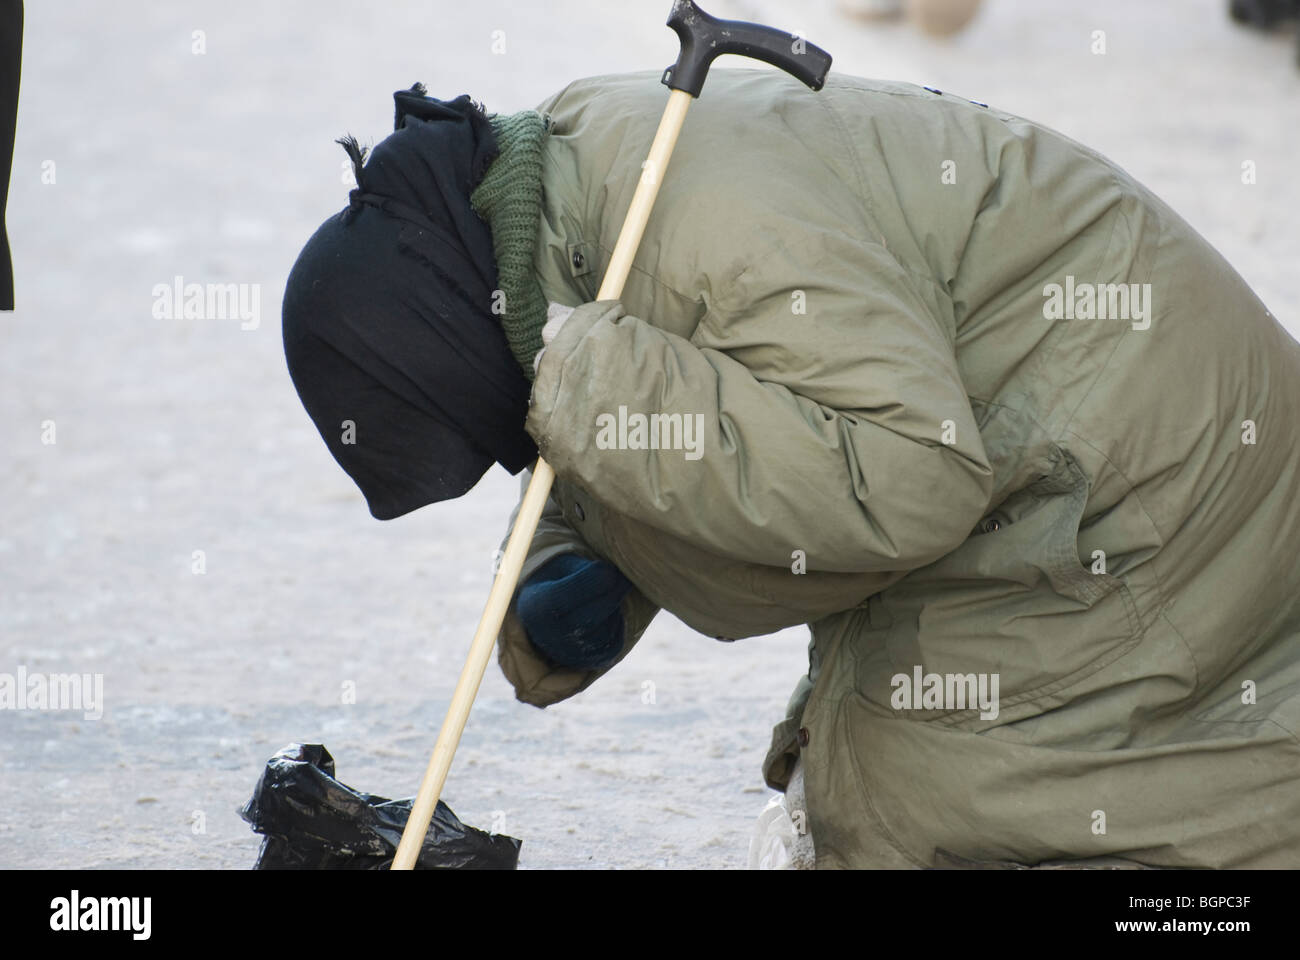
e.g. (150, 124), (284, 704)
(495, 468), (659, 707)
(528, 230), (994, 576)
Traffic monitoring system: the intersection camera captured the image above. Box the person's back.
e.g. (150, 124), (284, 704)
(516, 69), (1300, 866)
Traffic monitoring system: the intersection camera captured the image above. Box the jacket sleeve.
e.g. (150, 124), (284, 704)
(526, 230), (994, 575)
(496, 468), (660, 708)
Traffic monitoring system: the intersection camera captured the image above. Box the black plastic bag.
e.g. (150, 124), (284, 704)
(239, 742), (521, 869)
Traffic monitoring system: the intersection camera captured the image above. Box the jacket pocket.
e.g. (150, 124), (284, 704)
(871, 443), (1144, 729)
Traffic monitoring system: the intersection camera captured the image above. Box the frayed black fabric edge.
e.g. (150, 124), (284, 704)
(392, 82), (499, 184)
(336, 134), (368, 189)
(333, 85), (499, 226)
(394, 81), (428, 128)
(335, 134), (369, 224)
(463, 97), (499, 186)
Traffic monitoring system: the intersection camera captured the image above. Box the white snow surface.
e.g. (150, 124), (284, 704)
(1, 0), (1296, 869)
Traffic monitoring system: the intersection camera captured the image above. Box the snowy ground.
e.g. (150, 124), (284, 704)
(1, 0), (1296, 870)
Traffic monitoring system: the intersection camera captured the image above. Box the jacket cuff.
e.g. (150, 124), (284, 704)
(498, 581), (657, 708)
(526, 300), (624, 451)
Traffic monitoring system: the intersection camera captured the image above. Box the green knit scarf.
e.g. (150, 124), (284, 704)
(470, 110), (549, 380)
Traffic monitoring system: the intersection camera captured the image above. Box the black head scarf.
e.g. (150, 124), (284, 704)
(282, 85), (536, 520)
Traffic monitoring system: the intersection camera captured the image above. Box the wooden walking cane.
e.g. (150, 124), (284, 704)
(391, 0), (832, 870)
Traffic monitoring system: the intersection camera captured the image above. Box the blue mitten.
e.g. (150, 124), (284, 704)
(516, 554), (634, 671)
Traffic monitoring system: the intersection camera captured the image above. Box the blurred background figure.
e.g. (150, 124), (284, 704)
(1229, 0), (1300, 63)
(839, 0), (983, 36)
(0, 0), (22, 310)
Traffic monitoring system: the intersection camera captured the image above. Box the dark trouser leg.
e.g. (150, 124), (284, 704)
(0, 0), (22, 310)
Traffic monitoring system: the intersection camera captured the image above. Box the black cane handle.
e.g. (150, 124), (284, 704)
(661, 0), (833, 98)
